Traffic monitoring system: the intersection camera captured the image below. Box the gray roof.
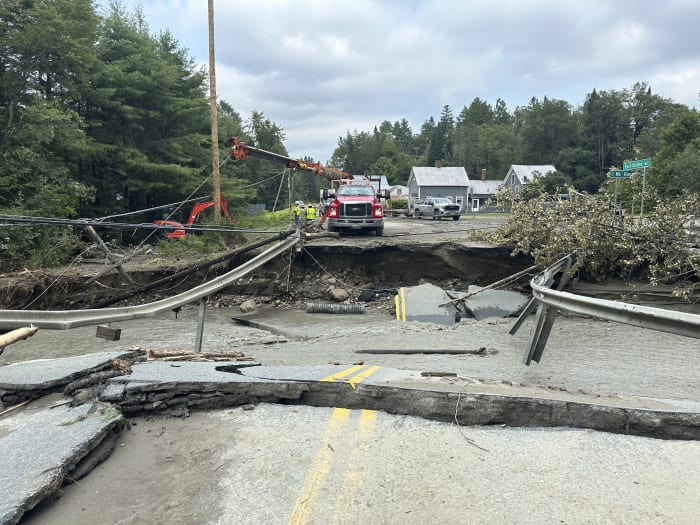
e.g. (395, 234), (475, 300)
(469, 180), (501, 195)
(410, 166), (469, 187)
(362, 175), (390, 187)
(506, 164), (557, 184)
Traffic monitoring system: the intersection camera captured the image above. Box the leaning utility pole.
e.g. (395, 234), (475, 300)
(208, 0), (221, 220)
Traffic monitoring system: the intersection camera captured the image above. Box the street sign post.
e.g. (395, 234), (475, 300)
(622, 158), (652, 217)
(623, 158), (651, 170)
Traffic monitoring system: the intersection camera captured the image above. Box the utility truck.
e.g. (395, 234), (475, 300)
(323, 180), (390, 236)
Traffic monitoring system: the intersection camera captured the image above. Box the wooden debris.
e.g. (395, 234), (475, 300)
(0, 399), (31, 417)
(147, 348), (255, 362)
(420, 371), (458, 377)
(0, 326), (39, 351)
(96, 325), (121, 341)
(356, 348), (487, 355)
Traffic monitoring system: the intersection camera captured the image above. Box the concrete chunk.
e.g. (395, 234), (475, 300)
(0, 351), (138, 392)
(459, 285), (529, 320)
(0, 401), (123, 525)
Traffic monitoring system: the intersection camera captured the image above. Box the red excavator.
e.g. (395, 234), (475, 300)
(153, 196), (233, 239)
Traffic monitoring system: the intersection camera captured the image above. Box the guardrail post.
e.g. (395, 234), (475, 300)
(513, 255), (574, 365)
(194, 296), (208, 353)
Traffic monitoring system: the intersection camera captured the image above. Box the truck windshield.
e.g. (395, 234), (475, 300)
(337, 186), (375, 196)
(433, 198), (451, 204)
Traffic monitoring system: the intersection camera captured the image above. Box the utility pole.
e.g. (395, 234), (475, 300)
(208, 0), (221, 221)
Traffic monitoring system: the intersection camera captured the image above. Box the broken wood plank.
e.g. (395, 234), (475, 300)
(96, 325), (122, 341)
(420, 371), (458, 377)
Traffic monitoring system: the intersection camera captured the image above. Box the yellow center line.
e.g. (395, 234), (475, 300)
(331, 409), (378, 523)
(347, 365), (381, 389)
(400, 287), (407, 321)
(320, 364), (365, 383)
(290, 408), (351, 525)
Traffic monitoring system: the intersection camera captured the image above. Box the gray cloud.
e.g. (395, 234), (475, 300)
(135, 0), (700, 162)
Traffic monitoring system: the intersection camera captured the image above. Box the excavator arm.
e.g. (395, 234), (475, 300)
(229, 137), (349, 182)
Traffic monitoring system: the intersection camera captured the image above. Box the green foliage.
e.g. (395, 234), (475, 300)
(235, 209), (295, 230)
(153, 232), (231, 256)
(0, 225), (83, 271)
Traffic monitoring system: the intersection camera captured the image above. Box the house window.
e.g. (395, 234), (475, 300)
(455, 196), (463, 207)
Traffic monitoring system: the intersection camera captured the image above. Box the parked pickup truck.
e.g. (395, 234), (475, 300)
(410, 197), (461, 221)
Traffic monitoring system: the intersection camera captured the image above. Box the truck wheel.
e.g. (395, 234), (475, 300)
(452, 215), (460, 221)
(375, 226), (384, 237)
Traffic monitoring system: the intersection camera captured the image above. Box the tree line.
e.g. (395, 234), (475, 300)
(1, 1), (699, 268)
(330, 90), (700, 198)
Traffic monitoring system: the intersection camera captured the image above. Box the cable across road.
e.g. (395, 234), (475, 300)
(0, 214), (287, 235)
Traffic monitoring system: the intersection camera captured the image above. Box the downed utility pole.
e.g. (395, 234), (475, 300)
(0, 326), (39, 355)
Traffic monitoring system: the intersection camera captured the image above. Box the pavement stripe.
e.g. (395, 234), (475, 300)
(331, 409), (378, 523)
(400, 287), (407, 321)
(290, 407), (352, 525)
(320, 364), (365, 382)
(347, 365), (381, 389)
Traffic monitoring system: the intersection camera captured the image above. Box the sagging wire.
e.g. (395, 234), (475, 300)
(0, 216), (284, 234)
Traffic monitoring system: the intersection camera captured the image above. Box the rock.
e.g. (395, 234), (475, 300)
(358, 289), (375, 302)
(329, 288), (349, 302)
(239, 299), (258, 313)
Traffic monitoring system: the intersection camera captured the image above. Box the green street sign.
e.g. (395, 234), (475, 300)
(623, 158), (651, 170)
(608, 170), (633, 178)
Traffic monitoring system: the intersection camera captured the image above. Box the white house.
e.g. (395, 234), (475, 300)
(502, 164), (557, 194)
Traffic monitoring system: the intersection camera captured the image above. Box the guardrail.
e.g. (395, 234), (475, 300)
(0, 233), (300, 331)
(511, 254), (700, 365)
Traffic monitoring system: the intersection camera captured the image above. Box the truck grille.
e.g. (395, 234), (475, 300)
(341, 202), (371, 217)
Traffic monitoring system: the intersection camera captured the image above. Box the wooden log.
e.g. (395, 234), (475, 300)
(0, 326), (39, 350)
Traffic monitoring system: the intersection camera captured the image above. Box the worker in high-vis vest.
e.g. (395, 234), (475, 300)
(306, 204), (316, 222)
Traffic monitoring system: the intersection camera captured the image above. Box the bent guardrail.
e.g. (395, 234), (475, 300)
(512, 254), (700, 365)
(0, 233), (300, 330)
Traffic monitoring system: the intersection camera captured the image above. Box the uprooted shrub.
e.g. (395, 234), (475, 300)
(479, 190), (699, 299)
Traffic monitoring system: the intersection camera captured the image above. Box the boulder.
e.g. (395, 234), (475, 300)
(239, 299), (258, 313)
(329, 288), (350, 302)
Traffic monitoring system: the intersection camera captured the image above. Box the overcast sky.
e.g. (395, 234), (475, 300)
(110, 0), (700, 163)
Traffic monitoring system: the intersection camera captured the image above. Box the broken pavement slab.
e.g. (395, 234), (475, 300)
(0, 400), (123, 525)
(0, 351), (141, 406)
(394, 282), (529, 324)
(102, 361), (700, 440)
(395, 283), (458, 325)
(454, 285), (530, 320)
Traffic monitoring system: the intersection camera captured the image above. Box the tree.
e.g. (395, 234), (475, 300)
(518, 96), (577, 164)
(79, 5), (210, 217)
(651, 112), (700, 195)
